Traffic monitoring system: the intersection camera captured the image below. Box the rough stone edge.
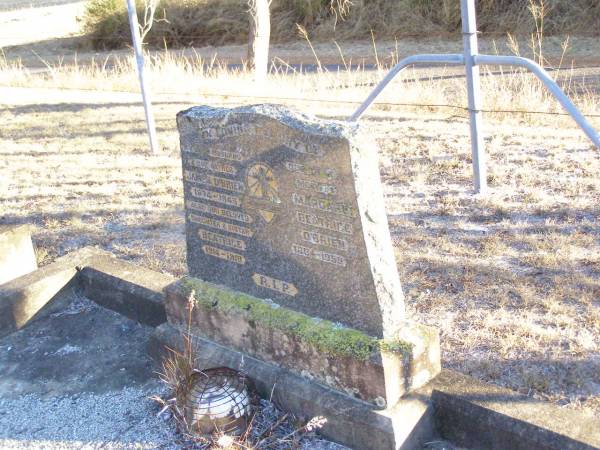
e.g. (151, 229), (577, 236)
(430, 370), (600, 450)
(149, 322), (437, 450)
(173, 277), (435, 364)
(168, 277), (440, 407)
(177, 104), (352, 140)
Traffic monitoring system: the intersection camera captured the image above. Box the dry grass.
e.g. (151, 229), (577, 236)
(80, 0), (600, 50)
(1, 33), (599, 419)
(1, 44), (599, 128)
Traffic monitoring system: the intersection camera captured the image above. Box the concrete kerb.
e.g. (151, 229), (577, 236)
(1, 247), (598, 450)
(0, 246), (94, 338)
(0, 224), (38, 285)
(430, 370), (600, 450)
(77, 252), (173, 326)
(0, 246), (172, 338)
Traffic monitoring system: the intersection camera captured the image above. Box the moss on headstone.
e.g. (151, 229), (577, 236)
(180, 277), (412, 361)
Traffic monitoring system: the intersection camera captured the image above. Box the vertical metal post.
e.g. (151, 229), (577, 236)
(126, 0), (159, 154)
(461, 0), (486, 193)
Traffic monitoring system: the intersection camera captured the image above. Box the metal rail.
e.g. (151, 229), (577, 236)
(474, 54), (600, 150)
(349, 0), (600, 194)
(348, 54), (465, 122)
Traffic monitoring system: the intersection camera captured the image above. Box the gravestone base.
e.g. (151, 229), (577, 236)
(164, 277), (440, 409)
(150, 321), (437, 450)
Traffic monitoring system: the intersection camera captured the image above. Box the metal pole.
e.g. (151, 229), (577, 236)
(461, 0), (486, 194)
(126, 0), (159, 154)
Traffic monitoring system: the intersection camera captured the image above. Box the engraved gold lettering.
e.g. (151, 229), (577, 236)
(295, 211), (353, 235)
(292, 193), (356, 218)
(313, 250), (346, 267)
(208, 148), (247, 162)
(291, 244), (347, 267)
(294, 178), (337, 195)
(291, 243), (312, 257)
(198, 229), (247, 251)
(186, 200), (253, 224)
(300, 229), (348, 251)
(283, 138), (322, 156)
(202, 245), (246, 265)
(200, 124), (254, 140)
(252, 273), (298, 296)
(190, 187), (241, 208)
(184, 170), (245, 193)
(187, 158), (237, 175)
(189, 214), (254, 237)
(284, 162), (336, 180)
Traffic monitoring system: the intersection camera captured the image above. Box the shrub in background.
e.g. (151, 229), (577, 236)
(81, 0), (600, 50)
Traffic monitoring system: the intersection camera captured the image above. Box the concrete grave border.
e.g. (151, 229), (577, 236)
(0, 224), (38, 285)
(0, 245), (598, 450)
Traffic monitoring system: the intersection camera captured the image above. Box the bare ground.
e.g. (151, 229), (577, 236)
(1, 85), (598, 416)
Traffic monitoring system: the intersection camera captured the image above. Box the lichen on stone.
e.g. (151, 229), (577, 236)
(180, 277), (412, 361)
(379, 339), (413, 356)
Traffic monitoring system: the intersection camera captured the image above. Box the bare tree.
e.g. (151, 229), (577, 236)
(246, 0), (352, 87)
(139, 0), (158, 43)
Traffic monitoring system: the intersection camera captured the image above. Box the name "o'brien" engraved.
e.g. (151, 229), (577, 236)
(291, 244), (347, 267)
(187, 158), (237, 175)
(186, 200), (253, 224)
(190, 187), (241, 208)
(189, 214), (254, 237)
(292, 193), (356, 218)
(252, 273), (298, 296)
(184, 170), (245, 193)
(202, 245), (246, 265)
(294, 178), (337, 195)
(300, 229), (348, 251)
(199, 229), (246, 251)
(296, 211), (353, 235)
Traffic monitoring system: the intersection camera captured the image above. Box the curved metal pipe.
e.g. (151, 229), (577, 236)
(348, 54), (465, 122)
(474, 54), (600, 149)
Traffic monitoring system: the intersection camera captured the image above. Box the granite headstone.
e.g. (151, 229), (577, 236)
(177, 104), (404, 338)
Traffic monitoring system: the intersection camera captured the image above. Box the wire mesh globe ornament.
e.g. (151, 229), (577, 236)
(182, 367), (251, 436)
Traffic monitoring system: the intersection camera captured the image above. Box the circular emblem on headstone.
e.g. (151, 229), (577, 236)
(246, 163), (280, 204)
